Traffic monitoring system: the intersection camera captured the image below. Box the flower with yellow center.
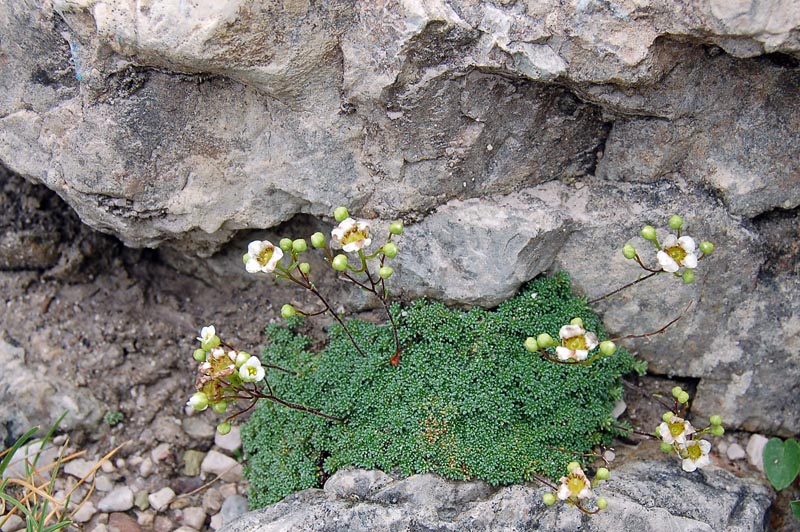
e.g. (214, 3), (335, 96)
(556, 466), (592, 501)
(555, 324), (598, 361)
(239, 355), (265, 383)
(657, 235), (698, 273)
(657, 415), (696, 445)
(681, 439), (712, 472)
(331, 217), (372, 253)
(245, 240), (284, 274)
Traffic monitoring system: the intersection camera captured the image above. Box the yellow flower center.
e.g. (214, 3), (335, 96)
(564, 335), (587, 352)
(341, 226), (369, 245)
(669, 421), (685, 437)
(568, 476), (586, 497)
(257, 246), (275, 266)
(666, 245), (687, 264)
(687, 443), (702, 460)
(244, 366), (257, 377)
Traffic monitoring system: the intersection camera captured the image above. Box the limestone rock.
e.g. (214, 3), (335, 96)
(218, 462), (772, 532)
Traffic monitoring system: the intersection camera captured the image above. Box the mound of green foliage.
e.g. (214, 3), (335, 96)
(241, 273), (641, 508)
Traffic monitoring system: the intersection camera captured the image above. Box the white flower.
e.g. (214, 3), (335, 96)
(681, 439), (711, 472)
(556, 466), (592, 501)
(331, 217), (372, 253)
(658, 415), (696, 445)
(555, 324), (598, 361)
(210, 347), (227, 360)
(657, 235), (698, 273)
(239, 356), (265, 383)
(245, 240), (284, 273)
(198, 325), (215, 344)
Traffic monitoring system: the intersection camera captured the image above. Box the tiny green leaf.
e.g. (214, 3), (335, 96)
(763, 438), (800, 491)
(790, 500), (800, 520)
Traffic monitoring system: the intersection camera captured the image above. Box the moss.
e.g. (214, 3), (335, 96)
(241, 272), (637, 508)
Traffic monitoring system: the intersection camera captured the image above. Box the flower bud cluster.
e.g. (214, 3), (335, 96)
(656, 387), (723, 472)
(188, 325), (266, 434)
(525, 318), (616, 365)
(542, 461), (609, 513)
(622, 215), (714, 284)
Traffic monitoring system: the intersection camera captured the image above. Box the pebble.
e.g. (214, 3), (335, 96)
(182, 417), (216, 440)
(214, 425), (242, 452)
(153, 515), (175, 532)
(90, 525), (108, 532)
(151, 443), (171, 464)
(72, 500), (98, 523)
(101, 460), (116, 473)
(183, 450), (205, 477)
(97, 486), (134, 512)
(202, 487), (224, 513)
(148, 486), (176, 512)
(727, 442), (747, 461)
(221, 494), (249, 525)
(179, 506), (207, 530)
(0, 514), (24, 532)
(136, 510), (154, 528)
(64, 458), (95, 479)
(611, 400), (627, 419)
(95, 474), (114, 492)
(174, 527), (200, 532)
(134, 490), (150, 511)
(139, 457), (154, 478)
(219, 483), (238, 498)
(209, 512), (224, 530)
(746, 434), (769, 471)
(201, 450), (243, 482)
(114, 458), (126, 469)
(108, 512), (142, 532)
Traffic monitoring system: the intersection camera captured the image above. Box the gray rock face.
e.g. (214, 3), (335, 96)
(220, 463), (773, 532)
(1, 1), (798, 435)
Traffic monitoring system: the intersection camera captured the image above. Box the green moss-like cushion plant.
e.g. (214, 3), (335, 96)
(241, 272), (639, 508)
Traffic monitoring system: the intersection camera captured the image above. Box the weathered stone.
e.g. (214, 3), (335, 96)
(107, 512), (142, 532)
(747, 434), (769, 472)
(214, 425), (242, 453)
(178, 506), (207, 531)
(0, 514), (24, 532)
(220, 495), (249, 527)
(97, 486), (134, 513)
(183, 450), (206, 477)
(182, 416), (216, 440)
(323, 468), (393, 501)
(148, 487), (176, 512)
(218, 463), (772, 532)
(201, 450), (243, 483)
(727, 443), (747, 461)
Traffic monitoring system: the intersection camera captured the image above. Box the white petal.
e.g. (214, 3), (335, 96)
(574, 349), (589, 361)
(682, 458), (698, 472)
(245, 258), (262, 273)
(583, 332), (598, 350)
(555, 346), (574, 360)
(557, 483), (571, 500)
(577, 485), (592, 499)
(694, 454), (711, 469)
(265, 247), (284, 271)
(683, 253), (698, 269)
(662, 234), (677, 248)
(657, 251), (680, 273)
(248, 240), (265, 256)
(559, 324), (585, 340)
(698, 440), (711, 453)
(677, 236), (696, 253)
(658, 423), (673, 443)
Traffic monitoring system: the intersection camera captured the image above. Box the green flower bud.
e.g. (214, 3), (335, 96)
(677, 391), (690, 404)
(292, 238), (308, 253)
(311, 232), (326, 248)
(660, 442), (674, 453)
(671, 386), (683, 399)
(709, 415), (722, 426)
(542, 493), (556, 506)
(599, 341), (617, 357)
(662, 411), (675, 423)
(536, 333), (555, 349)
(216, 422), (232, 435)
(201, 336), (221, 351)
(596, 498), (608, 510)
(668, 215), (684, 230)
(682, 269), (695, 284)
(189, 392), (209, 411)
(596, 467), (610, 481)
(299, 262), (311, 275)
(710, 425), (725, 437)
(242, 253), (250, 265)
(332, 254), (348, 272)
(193, 349), (207, 362)
(279, 238), (293, 252)
(570, 317), (583, 327)
(622, 244), (636, 260)
(379, 266), (394, 279)
(567, 461), (580, 473)
(641, 225), (657, 241)
(389, 221), (404, 235)
(235, 351), (249, 367)
(212, 401), (228, 414)
(699, 241), (714, 255)
(334, 206), (349, 222)
(524, 337), (539, 353)
(281, 304), (296, 319)
(383, 242), (399, 259)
